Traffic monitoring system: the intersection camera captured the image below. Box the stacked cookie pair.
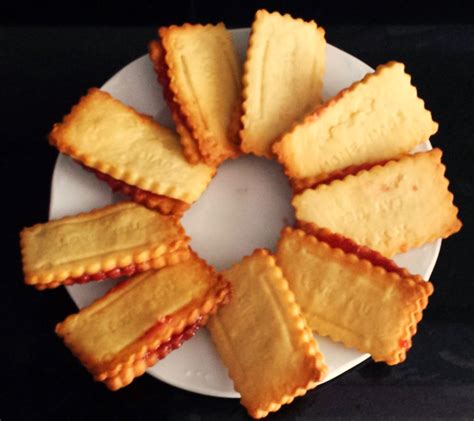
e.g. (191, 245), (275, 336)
(21, 202), (230, 390)
(20, 8), (461, 420)
(211, 226), (435, 418)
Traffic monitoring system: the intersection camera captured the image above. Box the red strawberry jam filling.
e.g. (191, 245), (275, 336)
(294, 159), (392, 192)
(61, 263), (141, 286)
(142, 319), (202, 363)
(302, 226), (419, 352)
(150, 41), (200, 154)
(80, 164), (188, 214)
(399, 339), (410, 349)
(92, 168), (164, 204)
(302, 224), (410, 278)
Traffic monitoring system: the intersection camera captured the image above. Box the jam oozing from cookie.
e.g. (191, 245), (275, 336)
(399, 339), (410, 349)
(81, 164), (189, 215)
(60, 263), (140, 287)
(102, 318), (206, 390)
(45, 248), (187, 289)
(294, 159), (392, 192)
(142, 319), (202, 363)
(112, 282), (230, 371)
(151, 41), (201, 160)
(299, 224), (411, 278)
(297, 225), (424, 354)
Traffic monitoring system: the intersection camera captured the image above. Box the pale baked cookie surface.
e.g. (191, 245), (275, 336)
(20, 202), (190, 289)
(276, 227), (433, 364)
(274, 62), (438, 187)
(208, 250), (327, 419)
(49, 88), (215, 204)
(149, 39), (204, 164)
(293, 149), (462, 257)
(240, 9), (326, 158)
(56, 255), (230, 390)
(156, 23), (241, 166)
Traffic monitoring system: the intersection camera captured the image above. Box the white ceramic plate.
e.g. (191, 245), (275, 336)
(49, 28), (440, 398)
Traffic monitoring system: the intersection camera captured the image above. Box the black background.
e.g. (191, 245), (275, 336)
(2, 1), (474, 420)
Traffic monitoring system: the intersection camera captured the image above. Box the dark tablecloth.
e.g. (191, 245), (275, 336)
(2, 24), (473, 420)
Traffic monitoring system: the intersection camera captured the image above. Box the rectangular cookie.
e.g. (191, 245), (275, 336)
(149, 39), (203, 164)
(49, 88), (216, 215)
(292, 149), (461, 257)
(56, 255), (230, 390)
(276, 227), (434, 364)
(20, 202), (190, 289)
(273, 62), (439, 188)
(240, 9), (326, 158)
(208, 249), (327, 419)
(149, 22), (241, 166)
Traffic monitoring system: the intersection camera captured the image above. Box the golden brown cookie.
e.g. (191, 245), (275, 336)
(276, 227), (433, 364)
(274, 62), (438, 188)
(149, 39), (203, 164)
(293, 149), (461, 256)
(49, 88), (216, 215)
(208, 249), (327, 419)
(20, 202), (190, 289)
(150, 23), (241, 166)
(240, 9), (326, 158)
(56, 255), (230, 390)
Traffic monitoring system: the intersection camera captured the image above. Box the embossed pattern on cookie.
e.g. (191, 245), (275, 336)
(150, 23), (241, 166)
(240, 9), (326, 158)
(273, 62), (438, 188)
(20, 202), (191, 289)
(49, 88), (216, 214)
(56, 255), (230, 390)
(277, 227), (433, 364)
(293, 149), (462, 257)
(208, 250), (327, 418)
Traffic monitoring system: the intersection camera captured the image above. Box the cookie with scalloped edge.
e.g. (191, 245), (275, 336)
(56, 254), (230, 390)
(208, 249), (327, 419)
(151, 23), (241, 166)
(20, 202), (190, 289)
(240, 9), (326, 158)
(273, 62), (438, 187)
(290, 159), (392, 193)
(277, 226), (433, 364)
(293, 149), (462, 257)
(149, 39), (203, 164)
(49, 88), (215, 214)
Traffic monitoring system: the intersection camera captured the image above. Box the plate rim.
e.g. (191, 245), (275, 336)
(49, 27), (441, 399)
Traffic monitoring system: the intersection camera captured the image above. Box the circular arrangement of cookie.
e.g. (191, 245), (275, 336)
(20, 9), (461, 420)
